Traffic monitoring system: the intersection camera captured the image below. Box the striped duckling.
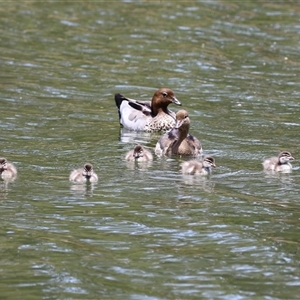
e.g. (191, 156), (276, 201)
(155, 109), (202, 157)
(262, 151), (294, 172)
(0, 157), (17, 180)
(125, 144), (153, 162)
(69, 163), (98, 183)
(115, 88), (181, 132)
(181, 156), (216, 175)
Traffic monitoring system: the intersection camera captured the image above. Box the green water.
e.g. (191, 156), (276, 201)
(1, 1), (300, 299)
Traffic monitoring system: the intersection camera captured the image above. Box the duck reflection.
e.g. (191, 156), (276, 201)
(180, 174), (216, 192)
(263, 170), (294, 188)
(119, 128), (156, 144)
(0, 181), (9, 199)
(125, 159), (153, 172)
(70, 182), (96, 197)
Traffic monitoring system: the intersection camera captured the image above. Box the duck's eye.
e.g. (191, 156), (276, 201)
(162, 92), (168, 97)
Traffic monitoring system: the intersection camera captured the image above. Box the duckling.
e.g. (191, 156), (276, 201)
(262, 151), (294, 172)
(181, 156), (216, 175)
(155, 109), (202, 157)
(125, 144), (153, 162)
(115, 88), (181, 132)
(69, 163), (98, 183)
(0, 157), (17, 179)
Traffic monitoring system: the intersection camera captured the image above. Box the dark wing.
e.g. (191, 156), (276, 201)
(128, 101), (152, 116)
(161, 128), (179, 155)
(186, 134), (202, 153)
(115, 93), (152, 117)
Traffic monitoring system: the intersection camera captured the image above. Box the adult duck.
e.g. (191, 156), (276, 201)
(155, 109), (203, 157)
(115, 88), (181, 132)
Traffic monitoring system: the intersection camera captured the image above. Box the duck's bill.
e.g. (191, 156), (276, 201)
(172, 97), (181, 106)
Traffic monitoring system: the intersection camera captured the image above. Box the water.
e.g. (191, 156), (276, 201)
(1, 1), (300, 299)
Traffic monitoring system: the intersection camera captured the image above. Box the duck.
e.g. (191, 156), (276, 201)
(125, 144), (153, 162)
(262, 151), (294, 172)
(0, 157), (17, 179)
(181, 156), (216, 175)
(155, 109), (203, 157)
(69, 163), (98, 183)
(115, 88), (181, 132)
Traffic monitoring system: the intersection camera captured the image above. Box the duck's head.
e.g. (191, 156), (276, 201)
(151, 88), (181, 114)
(83, 163), (94, 178)
(203, 156), (217, 168)
(174, 109), (190, 131)
(0, 158), (8, 172)
(278, 151), (294, 164)
(133, 144), (144, 159)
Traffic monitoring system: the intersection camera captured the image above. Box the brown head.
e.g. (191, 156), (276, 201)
(174, 109), (190, 132)
(83, 163), (94, 178)
(0, 158), (8, 173)
(133, 144), (144, 159)
(151, 88), (181, 115)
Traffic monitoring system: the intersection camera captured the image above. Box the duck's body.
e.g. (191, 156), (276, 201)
(115, 88), (181, 132)
(0, 158), (17, 179)
(125, 144), (153, 162)
(69, 163), (98, 183)
(155, 109), (202, 157)
(181, 156), (216, 175)
(263, 151), (294, 172)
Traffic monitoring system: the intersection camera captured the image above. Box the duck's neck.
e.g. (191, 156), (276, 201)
(277, 158), (287, 166)
(170, 126), (189, 153)
(151, 106), (169, 116)
(203, 166), (211, 174)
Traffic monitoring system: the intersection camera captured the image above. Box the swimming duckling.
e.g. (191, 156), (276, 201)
(125, 144), (153, 162)
(155, 109), (202, 157)
(115, 88), (181, 132)
(0, 157), (17, 179)
(181, 156), (216, 175)
(69, 163), (98, 183)
(262, 151), (294, 172)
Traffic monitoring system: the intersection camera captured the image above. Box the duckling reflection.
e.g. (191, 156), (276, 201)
(263, 167), (294, 188)
(0, 181), (9, 199)
(70, 181), (95, 196)
(180, 174), (216, 192)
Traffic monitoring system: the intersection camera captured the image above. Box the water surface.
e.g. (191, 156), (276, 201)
(1, 1), (300, 299)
